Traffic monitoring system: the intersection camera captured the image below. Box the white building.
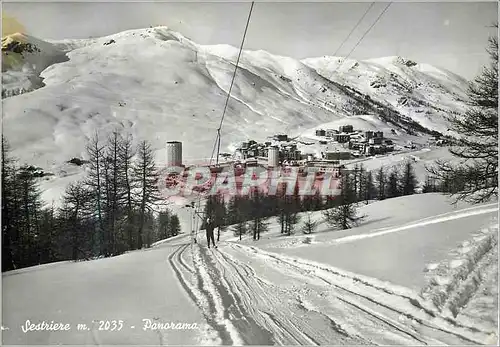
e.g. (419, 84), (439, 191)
(267, 146), (279, 167)
(166, 141), (182, 167)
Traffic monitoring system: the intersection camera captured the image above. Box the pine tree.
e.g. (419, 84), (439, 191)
(229, 195), (249, 241)
(60, 182), (92, 261)
(323, 172), (362, 230)
(38, 203), (59, 264)
(16, 165), (44, 266)
(386, 169), (401, 198)
(427, 24), (498, 203)
(232, 220), (247, 241)
(158, 209), (170, 239)
(284, 184), (301, 235)
(203, 193), (226, 238)
(228, 195), (249, 224)
(353, 164), (360, 201)
(142, 211), (156, 248)
(302, 212), (318, 234)
(133, 140), (162, 249)
(422, 175), (438, 193)
(118, 133), (136, 250)
(2, 136), (18, 270)
(85, 132), (106, 256)
(356, 164), (366, 202)
(363, 170), (376, 204)
(249, 190), (269, 240)
(103, 130), (123, 255)
(276, 183), (301, 236)
(214, 193), (227, 241)
(401, 161), (418, 196)
(169, 214), (181, 237)
(276, 183), (287, 234)
(302, 190), (324, 211)
(376, 167), (386, 200)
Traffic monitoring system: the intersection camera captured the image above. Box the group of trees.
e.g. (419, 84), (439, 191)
(204, 189), (273, 242)
(2, 133), (181, 272)
(322, 161), (419, 230)
(201, 160), (420, 240)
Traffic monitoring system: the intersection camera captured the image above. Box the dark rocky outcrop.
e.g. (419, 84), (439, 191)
(67, 158), (89, 166)
(2, 41), (41, 55)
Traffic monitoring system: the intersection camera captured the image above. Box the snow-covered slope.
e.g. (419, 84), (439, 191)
(2, 33), (69, 97)
(302, 55), (469, 135)
(2, 27), (342, 171)
(2, 26), (471, 205)
(4, 194), (497, 345)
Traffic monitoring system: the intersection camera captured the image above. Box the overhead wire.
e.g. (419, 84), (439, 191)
(300, 2), (375, 105)
(195, 2), (390, 237)
(308, 2), (392, 108)
(192, 1), (255, 243)
(213, 1), (255, 167)
(331, 3), (375, 64)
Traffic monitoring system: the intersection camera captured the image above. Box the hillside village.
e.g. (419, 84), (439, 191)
(232, 122), (447, 174)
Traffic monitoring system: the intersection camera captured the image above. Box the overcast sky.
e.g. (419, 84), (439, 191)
(3, 1), (498, 80)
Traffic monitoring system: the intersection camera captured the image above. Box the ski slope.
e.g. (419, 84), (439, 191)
(3, 194), (498, 345)
(3, 243), (215, 345)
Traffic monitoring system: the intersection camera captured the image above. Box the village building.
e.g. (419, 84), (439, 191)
(339, 125), (354, 133)
(332, 133), (350, 143)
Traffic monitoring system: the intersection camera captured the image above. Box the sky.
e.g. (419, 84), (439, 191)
(2, 1), (498, 80)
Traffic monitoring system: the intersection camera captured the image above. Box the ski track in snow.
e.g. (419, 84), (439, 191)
(421, 222), (499, 341)
(168, 243), (272, 345)
(230, 243), (491, 344)
(168, 235), (493, 345)
(326, 203), (498, 246)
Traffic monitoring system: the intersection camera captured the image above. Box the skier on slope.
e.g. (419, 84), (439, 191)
(205, 217), (217, 248)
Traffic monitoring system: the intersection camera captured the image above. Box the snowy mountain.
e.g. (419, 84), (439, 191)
(2, 33), (69, 97)
(2, 26), (470, 201)
(302, 55), (470, 134)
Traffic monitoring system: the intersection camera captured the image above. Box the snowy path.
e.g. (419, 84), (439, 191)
(169, 242), (367, 345)
(170, 239), (492, 345)
(2, 244), (211, 345)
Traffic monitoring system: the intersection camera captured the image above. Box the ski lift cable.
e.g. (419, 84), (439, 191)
(193, 1), (255, 241)
(343, 2), (392, 65)
(333, 2), (376, 61)
(313, 2), (391, 106)
(308, 2), (392, 107)
(299, 1), (375, 105)
(213, 1), (255, 167)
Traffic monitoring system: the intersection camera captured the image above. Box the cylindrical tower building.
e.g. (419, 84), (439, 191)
(166, 141), (182, 167)
(268, 146), (279, 167)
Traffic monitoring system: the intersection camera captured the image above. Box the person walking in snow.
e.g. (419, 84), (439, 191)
(205, 217), (216, 248)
